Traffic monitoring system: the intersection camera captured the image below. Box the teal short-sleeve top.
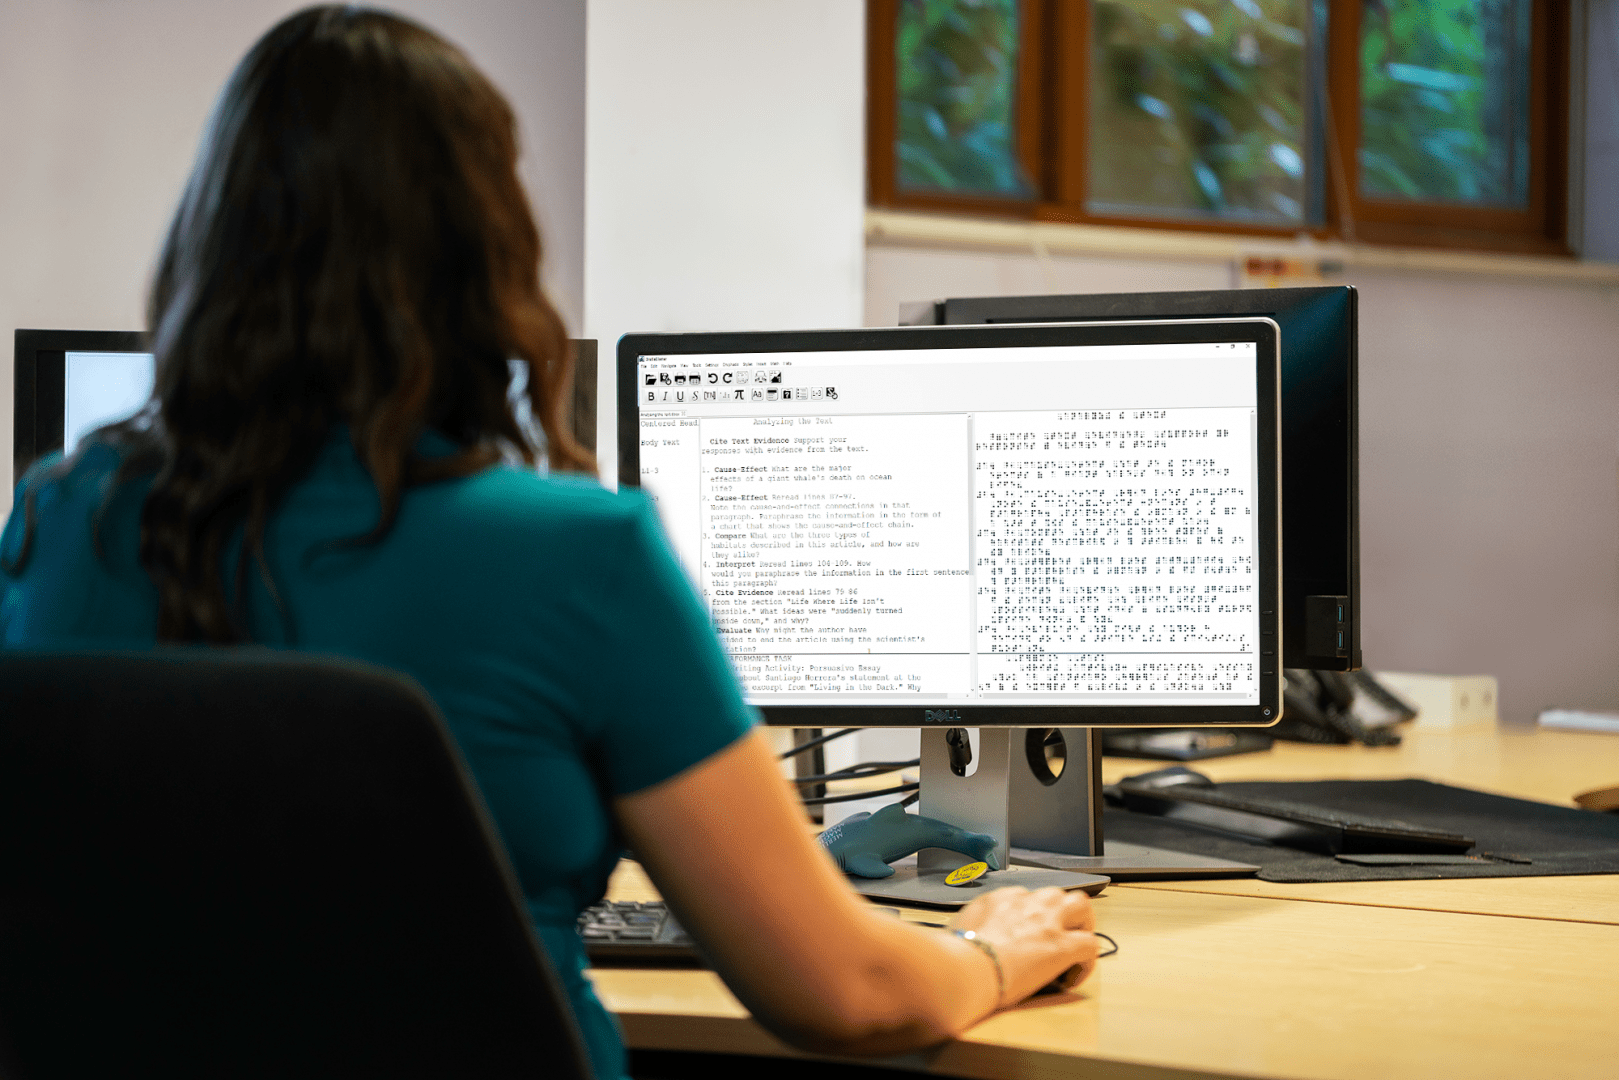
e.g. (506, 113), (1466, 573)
(0, 432), (757, 1080)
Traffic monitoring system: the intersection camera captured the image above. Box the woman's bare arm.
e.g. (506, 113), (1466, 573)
(615, 730), (1098, 1056)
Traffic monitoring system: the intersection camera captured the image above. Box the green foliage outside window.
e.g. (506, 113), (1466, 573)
(896, 0), (1030, 195)
(891, 0), (1537, 225)
(1088, 0), (1311, 226)
(1359, 0), (1530, 207)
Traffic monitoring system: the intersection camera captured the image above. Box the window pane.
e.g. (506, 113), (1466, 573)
(896, 0), (1031, 196)
(1359, 0), (1531, 207)
(1088, 1), (1311, 227)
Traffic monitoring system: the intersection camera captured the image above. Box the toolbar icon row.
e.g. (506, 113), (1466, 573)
(644, 385), (838, 405)
(643, 370), (786, 387)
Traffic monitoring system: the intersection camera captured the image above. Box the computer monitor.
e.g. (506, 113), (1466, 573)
(12, 330), (151, 486)
(914, 287), (1358, 673)
(619, 319), (1281, 877)
(11, 330), (600, 488)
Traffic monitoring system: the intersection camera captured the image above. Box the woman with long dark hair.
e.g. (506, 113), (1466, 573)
(0, 8), (1097, 1077)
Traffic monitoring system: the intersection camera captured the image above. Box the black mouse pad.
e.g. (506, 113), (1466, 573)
(1103, 779), (1619, 882)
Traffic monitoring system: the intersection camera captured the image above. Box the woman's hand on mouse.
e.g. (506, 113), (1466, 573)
(949, 885), (1099, 1006)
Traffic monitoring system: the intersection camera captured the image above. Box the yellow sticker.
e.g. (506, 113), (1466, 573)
(944, 861), (989, 887)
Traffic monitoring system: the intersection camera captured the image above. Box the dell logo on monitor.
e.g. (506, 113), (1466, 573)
(923, 709), (963, 724)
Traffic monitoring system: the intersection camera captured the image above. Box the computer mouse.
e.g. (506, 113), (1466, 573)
(1120, 765), (1216, 790)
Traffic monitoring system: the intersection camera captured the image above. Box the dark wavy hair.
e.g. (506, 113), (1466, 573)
(4, 5), (591, 642)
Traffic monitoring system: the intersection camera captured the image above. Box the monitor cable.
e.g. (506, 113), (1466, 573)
(791, 759), (919, 786)
(786, 751), (919, 809)
(795, 757), (920, 807)
(778, 727), (862, 761)
(779, 730), (923, 809)
(800, 782), (920, 807)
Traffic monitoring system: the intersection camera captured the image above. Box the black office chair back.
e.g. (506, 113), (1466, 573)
(0, 651), (591, 1079)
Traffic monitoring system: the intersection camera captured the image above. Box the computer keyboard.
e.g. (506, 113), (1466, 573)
(1115, 781), (1475, 855)
(577, 900), (927, 964)
(577, 900), (702, 964)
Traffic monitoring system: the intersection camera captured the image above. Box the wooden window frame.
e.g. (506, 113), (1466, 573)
(868, 0), (1573, 256)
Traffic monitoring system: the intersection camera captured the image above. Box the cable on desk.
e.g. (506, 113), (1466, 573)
(780, 727), (861, 761)
(799, 782), (919, 807)
(792, 758), (920, 785)
(1095, 931), (1118, 958)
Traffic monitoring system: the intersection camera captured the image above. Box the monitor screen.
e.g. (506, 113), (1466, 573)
(619, 320), (1281, 728)
(64, 351), (155, 456)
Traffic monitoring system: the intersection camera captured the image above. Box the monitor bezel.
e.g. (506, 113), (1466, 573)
(618, 319), (1283, 729)
(13, 328), (146, 486)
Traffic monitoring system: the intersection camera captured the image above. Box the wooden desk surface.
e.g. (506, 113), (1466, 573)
(592, 873), (1619, 1080)
(591, 728), (1619, 1079)
(1125, 871), (1619, 926)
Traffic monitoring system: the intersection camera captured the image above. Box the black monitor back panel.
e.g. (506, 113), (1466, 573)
(929, 287), (1358, 672)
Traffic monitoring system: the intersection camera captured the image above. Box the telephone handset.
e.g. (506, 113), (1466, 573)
(1272, 669), (1415, 746)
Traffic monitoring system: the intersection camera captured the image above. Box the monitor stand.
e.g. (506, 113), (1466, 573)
(917, 728), (1259, 880)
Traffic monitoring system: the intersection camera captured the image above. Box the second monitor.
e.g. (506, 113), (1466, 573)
(911, 286), (1359, 673)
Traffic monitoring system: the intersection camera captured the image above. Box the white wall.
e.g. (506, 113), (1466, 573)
(0, 0), (587, 514)
(583, 0), (866, 485)
(1354, 269), (1619, 720)
(866, 244), (1619, 723)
